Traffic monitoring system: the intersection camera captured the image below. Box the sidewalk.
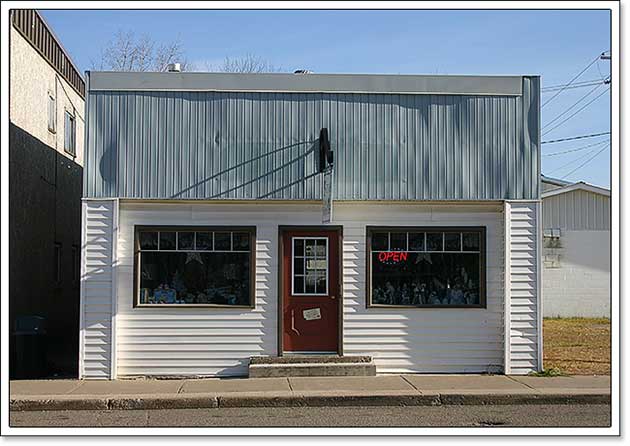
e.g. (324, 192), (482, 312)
(10, 375), (611, 411)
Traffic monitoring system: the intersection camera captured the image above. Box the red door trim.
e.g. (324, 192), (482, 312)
(277, 225), (344, 356)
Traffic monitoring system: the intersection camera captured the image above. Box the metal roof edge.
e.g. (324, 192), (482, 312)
(87, 71), (526, 96)
(541, 174), (572, 187)
(541, 182), (611, 199)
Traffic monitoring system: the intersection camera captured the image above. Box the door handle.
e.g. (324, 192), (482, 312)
(330, 295), (336, 300)
(291, 309), (300, 336)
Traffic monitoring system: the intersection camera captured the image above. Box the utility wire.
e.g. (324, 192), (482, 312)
(561, 144), (609, 179)
(542, 87), (610, 136)
(541, 53), (602, 108)
(541, 131), (610, 144)
(543, 139), (610, 157)
(542, 82), (605, 130)
(547, 144), (606, 175)
(542, 79), (605, 92)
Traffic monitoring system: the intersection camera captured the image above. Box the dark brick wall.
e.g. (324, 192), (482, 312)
(10, 122), (82, 378)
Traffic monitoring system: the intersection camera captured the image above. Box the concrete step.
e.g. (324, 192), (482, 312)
(249, 356), (376, 378)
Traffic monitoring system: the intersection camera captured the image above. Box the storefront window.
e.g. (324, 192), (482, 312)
(135, 227), (254, 307)
(367, 227), (485, 308)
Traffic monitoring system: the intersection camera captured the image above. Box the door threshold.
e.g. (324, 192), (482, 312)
(283, 351), (339, 355)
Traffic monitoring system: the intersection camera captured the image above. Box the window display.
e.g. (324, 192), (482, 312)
(368, 228), (485, 308)
(135, 227), (254, 307)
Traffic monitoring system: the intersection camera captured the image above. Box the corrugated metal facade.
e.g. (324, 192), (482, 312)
(84, 75), (540, 201)
(542, 189), (610, 230)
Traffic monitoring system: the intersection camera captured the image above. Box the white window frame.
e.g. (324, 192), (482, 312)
(47, 92), (56, 133)
(291, 236), (329, 296)
(64, 110), (76, 156)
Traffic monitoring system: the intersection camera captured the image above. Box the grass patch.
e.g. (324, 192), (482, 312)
(543, 317), (610, 375)
(528, 367), (565, 377)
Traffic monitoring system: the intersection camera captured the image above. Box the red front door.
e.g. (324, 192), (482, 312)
(282, 229), (339, 353)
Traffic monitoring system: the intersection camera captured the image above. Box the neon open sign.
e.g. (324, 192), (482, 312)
(378, 251), (409, 263)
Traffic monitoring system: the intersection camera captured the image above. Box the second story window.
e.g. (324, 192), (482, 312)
(47, 93), (56, 133)
(64, 111), (76, 156)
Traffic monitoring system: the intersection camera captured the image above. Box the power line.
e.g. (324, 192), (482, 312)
(541, 53), (602, 108)
(542, 79), (605, 92)
(561, 144), (609, 179)
(543, 139), (610, 157)
(547, 144), (606, 175)
(542, 87), (610, 136)
(542, 82), (605, 130)
(541, 131), (611, 144)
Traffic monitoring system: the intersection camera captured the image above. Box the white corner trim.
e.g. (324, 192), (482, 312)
(503, 201), (512, 375)
(110, 199), (119, 380)
(542, 182), (611, 199)
(78, 200), (87, 379)
(536, 200), (543, 372)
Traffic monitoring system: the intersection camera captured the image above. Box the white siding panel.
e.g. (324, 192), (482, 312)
(505, 201), (541, 374)
(337, 203), (505, 374)
(115, 202), (505, 377)
(79, 200), (115, 379)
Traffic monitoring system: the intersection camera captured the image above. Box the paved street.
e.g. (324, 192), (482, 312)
(10, 404), (611, 428)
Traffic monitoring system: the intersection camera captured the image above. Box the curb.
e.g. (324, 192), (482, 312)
(9, 392), (610, 412)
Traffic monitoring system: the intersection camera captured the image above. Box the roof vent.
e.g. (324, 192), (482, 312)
(167, 63), (181, 73)
(294, 69), (312, 75)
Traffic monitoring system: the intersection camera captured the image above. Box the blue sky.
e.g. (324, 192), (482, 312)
(41, 8), (612, 187)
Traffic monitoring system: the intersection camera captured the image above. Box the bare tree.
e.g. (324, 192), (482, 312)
(194, 54), (283, 73)
(92, 30), (189, 72)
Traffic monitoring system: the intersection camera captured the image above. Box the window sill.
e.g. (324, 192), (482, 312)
(134, 303), (255, 309)
(367, 303), (486, 309)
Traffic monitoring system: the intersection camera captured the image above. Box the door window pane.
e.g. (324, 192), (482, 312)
(294, 256), (304, 275)
(294, 238), (304, 256)
(293, 275), (304, 294)
(292, 237), (328, 295)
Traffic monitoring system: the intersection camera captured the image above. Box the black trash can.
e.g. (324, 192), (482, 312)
(12, 316), (48, 379)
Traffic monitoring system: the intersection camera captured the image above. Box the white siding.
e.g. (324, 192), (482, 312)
(115, 202), (283, 377)
(114, 201), (506, 377)
(337, 204), (505, 374)
(79, 200), (116, 379)
(505, 201), (541, 375)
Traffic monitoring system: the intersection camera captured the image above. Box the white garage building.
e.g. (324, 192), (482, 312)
(541, 175), (611, 318)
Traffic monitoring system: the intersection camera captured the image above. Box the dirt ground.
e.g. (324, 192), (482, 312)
(543, 318), (611, 375)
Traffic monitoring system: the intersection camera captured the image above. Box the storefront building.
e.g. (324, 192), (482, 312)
(79, 71), (541, 379)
